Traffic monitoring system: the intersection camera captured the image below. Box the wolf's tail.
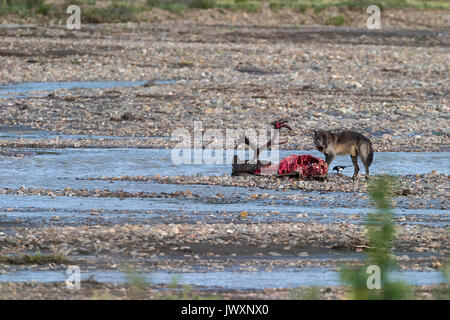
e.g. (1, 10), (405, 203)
(366, 142), (374, 167)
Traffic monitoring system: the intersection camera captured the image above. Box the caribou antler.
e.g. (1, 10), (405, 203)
(270, 119), (293, 131)
(238, 119), (293, 164)
(256, 119), (293, 158)
(232, 119), (293, 176)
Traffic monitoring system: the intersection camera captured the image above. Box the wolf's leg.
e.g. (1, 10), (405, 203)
(351, 155), (359, 180)
(358, 144), (371, 177)
(360, 155), (370, 177)
(324, 153), (335, 174)
(325, 153), (335, 166)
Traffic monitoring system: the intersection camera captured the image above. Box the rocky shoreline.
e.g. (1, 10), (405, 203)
(0, 281), (447, 300)
(0, 23), (448, 154)
(1, 220), (447, 264)
(82, 172), (449, 199)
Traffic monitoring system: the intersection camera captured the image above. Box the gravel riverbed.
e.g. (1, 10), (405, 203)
(0, 14), (448, 299)
(0, 23), (448, 152)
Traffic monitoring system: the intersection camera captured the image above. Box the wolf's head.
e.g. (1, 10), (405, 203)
(313, 130), (329, 151)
